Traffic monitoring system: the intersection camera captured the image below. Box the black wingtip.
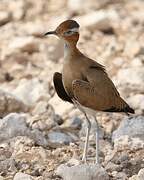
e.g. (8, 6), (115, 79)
(125, 106), (135, 114)
(103, 105), (135, 114)
(53, 72), (73, 104)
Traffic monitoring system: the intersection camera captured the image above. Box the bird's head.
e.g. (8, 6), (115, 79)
(45, 20), (80, 44)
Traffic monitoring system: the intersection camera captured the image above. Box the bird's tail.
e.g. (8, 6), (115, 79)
(120, 97), (135, 115)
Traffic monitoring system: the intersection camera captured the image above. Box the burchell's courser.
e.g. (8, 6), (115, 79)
(45, 20), (135, 164)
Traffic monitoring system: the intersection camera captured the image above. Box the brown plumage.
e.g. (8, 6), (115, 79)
(45, 20), (134, 164)
(46, 20), (134, 114)
(53, 72), (73, 103)
(54, 49), (134, 114)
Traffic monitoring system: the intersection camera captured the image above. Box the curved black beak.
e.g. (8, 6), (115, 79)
(44, 31), (56, 36)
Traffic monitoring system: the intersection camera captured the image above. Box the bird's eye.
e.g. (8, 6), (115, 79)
(64, 30), (74, 36)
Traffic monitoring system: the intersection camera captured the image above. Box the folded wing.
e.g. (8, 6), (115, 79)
(53, 72), (73, 103)
(72, 67), (134, 113)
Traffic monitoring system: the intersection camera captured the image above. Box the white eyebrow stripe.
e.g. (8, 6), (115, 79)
(70, 27), (79, 33)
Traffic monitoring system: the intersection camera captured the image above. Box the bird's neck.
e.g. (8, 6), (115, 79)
(64, 42), (79, 58)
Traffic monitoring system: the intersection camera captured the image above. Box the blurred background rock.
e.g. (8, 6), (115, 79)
(0, 0), (144, 179)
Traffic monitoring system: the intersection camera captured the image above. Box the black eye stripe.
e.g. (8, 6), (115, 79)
(66, 30), (72, 33)
(64, 30), (73, 35)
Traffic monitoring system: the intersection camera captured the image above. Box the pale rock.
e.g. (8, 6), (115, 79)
(8, 0), (25, 20)
(0, 113), (29, 143)
(113, 116), (144, 140)
(131, 58), (143, 67)
(48, 131), (74, 147)
(138, 47), (144, 55)
(138, 168), (144, 180)
(113, 135), (144, 151)
(21, 22), (46, 37)
(47, 15), (70, 30)
(129, 175), (138, 180)
(0, 11), (11, 26)
(32, 101), (50, 115)
(68, 0), (114, 12)
(49, 94), (73, 116)
(30, 101), (58, 131)
(129, 168), (144, 180)
(112, 172), (127, 180)
(113, 57), (124, 67)
(66, 158), (81, 166)
(8, 36), (39, 53)
(30, 115), (57, 131)
(0, 89), (27, 117)
(10, 136), (35, 153)
(127, 94), (144, 113)
(111, 171), (118, 177)
(116, 67), (144, 92)
(0, 176), (4, 180)
(0, 143), (16, 172)
(9, 137), (48, 169)
(30, 129), (48, 147)
(56, 164), (109, 180)
(47, 40), (64, 62)
(67, 0), (83, 11)
(0, 158), (16, 174)
(75, 10), (118, 31)
(124, 39), (140, 58)
(13, 78), (49, 106)
(0, 147), (12, 161)
(13, 172), (33, 180)
(112, 116), (144, 150)
(105, 162), (120, 172)
(0, 113), (48, 147)
(60, 117), (82, 131)
(117, 152), (129, 163)
(0, 70), (7, 83)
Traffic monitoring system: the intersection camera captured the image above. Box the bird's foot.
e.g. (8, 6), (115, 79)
(81, 156), (88, 164)
(81, 158), (101, 166)
(95, 161), (100, 166)
(95, 158), (99, 165)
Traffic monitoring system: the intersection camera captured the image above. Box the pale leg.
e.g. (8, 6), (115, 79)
(94, 116), (99, 164)
(82, 113), (91, 163)
(72, 99), (91, 163)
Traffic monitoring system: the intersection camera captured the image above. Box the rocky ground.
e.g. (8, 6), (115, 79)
(0, 0), (144, 179)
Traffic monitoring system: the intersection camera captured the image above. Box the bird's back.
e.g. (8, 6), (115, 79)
(70, 54), (134, 114)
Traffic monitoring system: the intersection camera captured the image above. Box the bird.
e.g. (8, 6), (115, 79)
(44, 20), (135, 164)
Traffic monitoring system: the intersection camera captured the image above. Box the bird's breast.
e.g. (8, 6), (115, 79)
(62, 60), (82, 98)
